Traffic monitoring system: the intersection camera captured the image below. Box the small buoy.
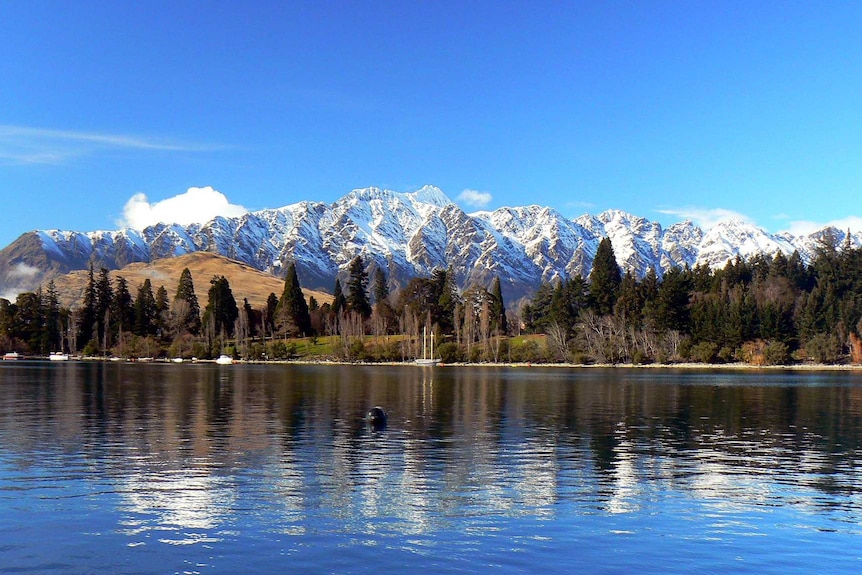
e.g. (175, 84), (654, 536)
(365, 406), (387, 429)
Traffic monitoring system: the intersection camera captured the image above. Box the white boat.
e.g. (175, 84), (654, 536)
(3, 351), (20, 361)
(171, 357), (184, 363)
(49, 352), (69, 361)
(415, 326), (440, 366)
(215, 355), (234, 365)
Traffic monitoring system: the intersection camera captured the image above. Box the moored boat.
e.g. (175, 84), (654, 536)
(215, 355), (234, 365)
(49, 352), (70, 361)
(3, 351), (20, 361)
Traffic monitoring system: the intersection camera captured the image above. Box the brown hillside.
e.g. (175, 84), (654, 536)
(50, 252), (332, 309)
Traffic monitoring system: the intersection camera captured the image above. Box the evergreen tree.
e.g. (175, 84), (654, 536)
(95, 268), (113, 348)
(203, 275), (239, 338)
(111, 276), (135, 336)
(173, 268), (201, 335)
(44, 280), (61, 352)
(589, 237), (622, 316)
(372, 267), (389, 304)
(134, 279), (158, 336)
(489, 276), (508, 334)
(78, 264), (97, 345)
(155, 285), (170, 337)
(275, 262), (311, 336)
(614, 270), (643, 327)
(264, 293), (278, 336)
(345, 256), (371, 318)
(332, 279), (346, 315)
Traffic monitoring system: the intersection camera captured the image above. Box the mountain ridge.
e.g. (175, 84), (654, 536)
(1, 185), (859, 303)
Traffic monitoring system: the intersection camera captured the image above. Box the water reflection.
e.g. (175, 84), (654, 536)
(2, 363), (862, 538)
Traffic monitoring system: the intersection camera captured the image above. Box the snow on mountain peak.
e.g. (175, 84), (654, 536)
(6, 184), (862, 302)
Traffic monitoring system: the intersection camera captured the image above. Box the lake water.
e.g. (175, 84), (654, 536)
(1, 362), (861, 574)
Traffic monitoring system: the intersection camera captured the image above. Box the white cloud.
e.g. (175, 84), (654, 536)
(457, 189), (493, 208)
(119, 186), (248, 230)
(782, 216), (862, 237)
(7, 262), (41, 280)
(0, 124), (218, 165)
(656, 207), (753, 230)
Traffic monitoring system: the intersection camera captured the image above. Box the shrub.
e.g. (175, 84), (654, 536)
(437, 342), (464, 363)
(689, 342), (718, 364)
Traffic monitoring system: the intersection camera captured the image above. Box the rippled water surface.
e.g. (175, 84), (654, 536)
(2, 362), (862, 574)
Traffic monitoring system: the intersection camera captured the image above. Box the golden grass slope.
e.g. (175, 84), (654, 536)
(49, 252), (332, 309)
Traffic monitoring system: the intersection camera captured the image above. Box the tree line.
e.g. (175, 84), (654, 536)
(3, 232), (862, 365)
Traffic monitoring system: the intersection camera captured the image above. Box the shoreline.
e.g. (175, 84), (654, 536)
(7, 355), (862, 371)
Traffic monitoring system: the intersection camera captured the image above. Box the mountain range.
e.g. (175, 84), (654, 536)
(0, 185), (858, 303)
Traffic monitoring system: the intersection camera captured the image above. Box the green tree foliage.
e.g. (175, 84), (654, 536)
(372, 267), (389, 304)
(589, 238), (621, 316)
(111, 276), (135, 336)
(133, 279), (158, 337)
(332, 279), (345, 315)
(203, 275), (239, 338)
(275, 262), (311, 336)
(95, 268), (113, 348)
(78, 264), (97, 345)
(264, 292), (278, 336)
(489, 276), (508, 334)
(345, 256), (372, 318)
(172, 268), (201, 335)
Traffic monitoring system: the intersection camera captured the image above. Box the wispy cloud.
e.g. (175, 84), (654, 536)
(656, 207), (753, 230)
(781, 216), (862, 237)
(118, 186), (248, 230)
(0, 124), (220, 165)
(457, 188), (493, 208)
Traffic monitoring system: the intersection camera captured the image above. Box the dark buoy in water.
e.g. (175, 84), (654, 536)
(365, 406), (387, 430)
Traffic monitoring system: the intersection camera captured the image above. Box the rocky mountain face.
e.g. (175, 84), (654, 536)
(0, 185), (859, 303)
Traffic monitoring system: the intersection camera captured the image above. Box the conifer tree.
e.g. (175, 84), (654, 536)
(264, 293), (278, 336)
(134, 279), (158, 336)
(345, 256), (371, 318)
(203, 275), (239, 338)
(490, 276), (508, 334)
(276, 262), (311, 336)
(332, 279), (346, 315)
(173, 268), (201, 335)
(589, 237), (621, 316)
(95, 268), (113, 348)
(111, 276), (135, 336)
(155, 285), (170, 337)
(372, 267), (389, 304)
(78, 264), (97, 345)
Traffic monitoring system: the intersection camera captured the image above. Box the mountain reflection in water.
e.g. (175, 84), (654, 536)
(1, 363), (861, 574)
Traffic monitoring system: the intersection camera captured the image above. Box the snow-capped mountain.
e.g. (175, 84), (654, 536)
(0, 185), (859, 303)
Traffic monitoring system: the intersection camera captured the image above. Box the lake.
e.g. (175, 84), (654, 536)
(1, 362), (861, 574)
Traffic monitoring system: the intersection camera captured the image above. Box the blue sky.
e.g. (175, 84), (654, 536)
(2, 0), (862, 248)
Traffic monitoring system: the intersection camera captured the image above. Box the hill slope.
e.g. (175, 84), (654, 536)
(49, 252), (332, 309)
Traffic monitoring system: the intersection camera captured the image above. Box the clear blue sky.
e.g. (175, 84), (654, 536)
(2, 0), (862, 248)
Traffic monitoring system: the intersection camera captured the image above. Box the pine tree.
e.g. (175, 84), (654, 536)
(173, 268), (201, 335)
(372, 267), (389, 304)
(589, 237), (621, 316)
(111, 276), (135, 336)
(345, 256), (371, 318)
(332, 279), (345, 315)
(276, 262), (311, 336)
(155, 285), (170, 338)
(264, 293), (278, 336)
(78, 264), (97, 345)
(614, 270), (643, 326)
(489, 276), (508, 334)
(134, 279), (158, 336)
(203, 275), (239, 338)
(95, 268), (113, 349)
